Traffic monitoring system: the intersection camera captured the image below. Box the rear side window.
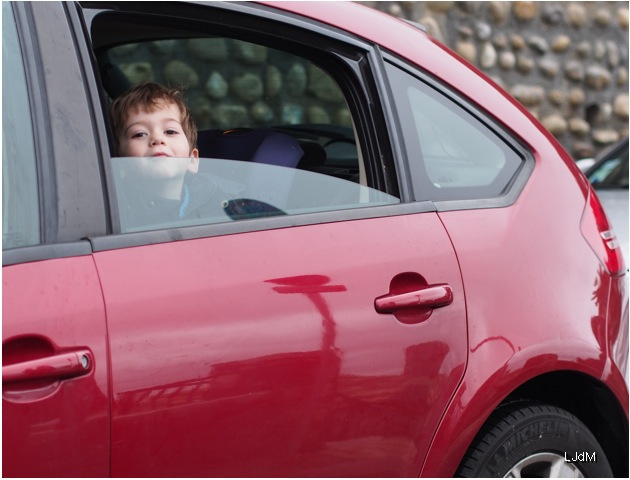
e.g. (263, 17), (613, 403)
(94, 24), (400, 234)
(2, 2), (40, 249)
(385, 62), (523, 202)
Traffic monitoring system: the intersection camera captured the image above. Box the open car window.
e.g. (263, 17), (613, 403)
(112, 157), (399, 233)
(90, 16), (400, 233)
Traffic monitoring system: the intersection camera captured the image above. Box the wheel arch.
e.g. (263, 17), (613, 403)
(421, 366), (628, 477)
(505, 371), (628, 478)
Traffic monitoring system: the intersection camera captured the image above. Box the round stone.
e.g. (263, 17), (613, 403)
(613, 94), (629, 118)
(548, 89), (565, 106)
(231, 73), (264, 102)
(265, 66), (282, 97)
(527, 35), (549, 55)
(149, 40), (177, 56)
(307, 106), (331, 124)
(510, 84), (545, 106)
(594, 9), (612, 27)
(456, 41), (477, 63)
(541, 114), (568, 135)
(551, 35), (571, 53)
(541, 4), (565, 24)
(492, 32), (508, 49)
(286, 63), (307, 96)
(213, 104), (249, 130)
(233, 40), (268, 65)
(121, 62), (154, 84)
(205, 71), (228, 100)
(251, 101), (274, 123)
(539, 57), (560, 78)
(564, 61), (585, 82)
(569, 118), (590, 136)
(568, 88), (585, 106)
(575, 41), (591, 59)
(619, 8), (629, 28)
(480, 42), (497, 69)
(164, 60), (199, 88)
(427, 1), (454, 14)
(511, 34), (526, 51)
(514, 1), (537, 21)
(489, 1), (510, 24)
(499, 51), (516, 70)
(475, 22), (492, 41)
(516, 55), (535, 74)
(585, 65), (612, 90)
(567, 4), (587, 27)
(187, 38), (228, 62)
(593, 129), (620, 144)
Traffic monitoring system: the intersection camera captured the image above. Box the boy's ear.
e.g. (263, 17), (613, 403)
(187, 148), (200, 174)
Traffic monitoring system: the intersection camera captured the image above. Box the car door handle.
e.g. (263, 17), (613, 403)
(375, 284), (453, 313)
(3, 349), (92, 384)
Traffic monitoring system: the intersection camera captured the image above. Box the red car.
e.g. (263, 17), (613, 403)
(3, 1), (628, 477)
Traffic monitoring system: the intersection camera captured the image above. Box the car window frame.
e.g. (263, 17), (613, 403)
(379, 51), (535, 211)
(3, 2), (105, 267)
(75, 0), (438, 253)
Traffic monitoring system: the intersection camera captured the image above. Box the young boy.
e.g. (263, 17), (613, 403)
(110, 82), (226, 229)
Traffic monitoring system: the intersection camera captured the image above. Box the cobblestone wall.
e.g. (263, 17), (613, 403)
(361, 1), (629, 158)
(111, 39), (352, 133)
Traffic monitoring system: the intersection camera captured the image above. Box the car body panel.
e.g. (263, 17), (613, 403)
(2, 255), (110, 477)
(93, 213), (467, 477)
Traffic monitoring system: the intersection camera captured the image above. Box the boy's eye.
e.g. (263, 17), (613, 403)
(165, 129), (179, 135)
(131, 132), (147, 139)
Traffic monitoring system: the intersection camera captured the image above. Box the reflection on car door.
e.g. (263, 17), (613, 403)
(93, 212), (467, 476)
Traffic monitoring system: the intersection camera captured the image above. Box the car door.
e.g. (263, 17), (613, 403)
(81, 2), (468, 476)
(2, 2), (110, 476)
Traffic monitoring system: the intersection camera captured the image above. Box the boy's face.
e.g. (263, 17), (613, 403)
(117, 101), (199, 180)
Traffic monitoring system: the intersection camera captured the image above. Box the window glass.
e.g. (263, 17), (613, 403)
(2, 2), (40, 249)
(112, 157), (398, 233)
(98, 32), (399, 233)
(385, 62), (523, 202)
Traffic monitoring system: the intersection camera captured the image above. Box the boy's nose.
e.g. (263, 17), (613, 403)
(150, 133), (165, 145)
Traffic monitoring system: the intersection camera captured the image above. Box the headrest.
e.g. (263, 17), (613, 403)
(197, 128), (303, 168)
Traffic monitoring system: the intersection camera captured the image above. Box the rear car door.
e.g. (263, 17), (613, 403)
(2, 3), (110, 476)
(83, 2), (467, 476)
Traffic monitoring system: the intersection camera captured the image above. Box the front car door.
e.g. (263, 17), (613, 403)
(2, 2), (110, 476)
(81, 2), (468, 476)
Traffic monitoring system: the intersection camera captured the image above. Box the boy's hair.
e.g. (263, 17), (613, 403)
(110, 82), (197, 152)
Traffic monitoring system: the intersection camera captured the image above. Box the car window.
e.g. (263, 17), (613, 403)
(96, 31), (400, 233)
(588, 146), (629, 189)
(2, 2), (40, 249)
(385, 61), (524, 202)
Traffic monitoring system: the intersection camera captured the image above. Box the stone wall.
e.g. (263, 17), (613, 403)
(361, 1), (629, 159)
(111, 39), (352, 133)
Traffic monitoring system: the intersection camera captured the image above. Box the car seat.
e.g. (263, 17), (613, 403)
(197, 128), (304, 212)
(197, 128), (303, 168)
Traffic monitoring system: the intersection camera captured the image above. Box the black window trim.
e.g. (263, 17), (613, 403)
(73, 0), (431, 252)
(379, 50), (535, 211)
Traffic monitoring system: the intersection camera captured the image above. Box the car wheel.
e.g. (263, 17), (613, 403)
(456, 402), (613, 478)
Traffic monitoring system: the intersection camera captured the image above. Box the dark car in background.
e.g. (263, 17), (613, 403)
(3, 1), (628, 477)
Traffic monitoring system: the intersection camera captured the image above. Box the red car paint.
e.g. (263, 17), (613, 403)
(3, 1), (627, 477)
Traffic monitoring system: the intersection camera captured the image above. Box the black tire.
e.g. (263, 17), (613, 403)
(456, 402), (613, 478)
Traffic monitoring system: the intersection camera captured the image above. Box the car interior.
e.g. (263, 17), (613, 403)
(89, 11), (368, 189)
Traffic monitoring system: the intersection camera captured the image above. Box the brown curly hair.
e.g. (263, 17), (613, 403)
(110, 82), (197, 154)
